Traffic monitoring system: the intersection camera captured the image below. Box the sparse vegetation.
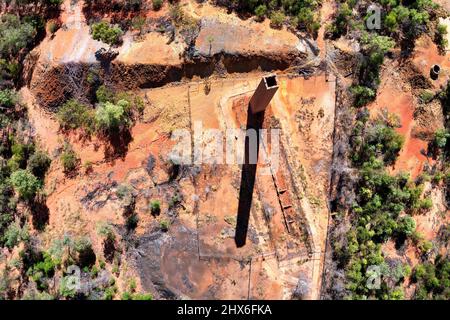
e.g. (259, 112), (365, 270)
(333, 111), (435, 299)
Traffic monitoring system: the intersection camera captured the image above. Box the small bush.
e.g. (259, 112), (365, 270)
(27, 151), (51, 179)
(132, 16), (146, 34)
(351, 85), (376, 107)
(126, 214), (139, 231)
(397, 216), (416, 236)
(116, 184), (132, 200)
(60, 144), (79, 174)
(436, 24), (448, 51)
(96, 221), (115, 241)
(419, 90), (434, 104)
(0, 89), (18, 108)
(169, 3), (183, 22)
(83, 161), (93, 174)
(0, 14), (36, 58)
(160, 219), (169, 232)
(270, 11), (285, 29)
(95, 100), (131, 132)
(4, 221), (29, 248)
(57, 99), (95, 131)
(149, 200), (161, 215)
(132, 293), (153, 300)
(168, 194), (180, 208)
(254, 5), (267, 21)
(96, 85), (114, 104)
(91, 21), (123, 45)
(152, 0), (163, 11)
(433, 129), (449, 149)
(48, 21), (59, 35)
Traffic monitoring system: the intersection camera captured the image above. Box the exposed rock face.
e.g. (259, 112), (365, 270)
(27, 1), (314, 109)
(193, 17), (308, 63)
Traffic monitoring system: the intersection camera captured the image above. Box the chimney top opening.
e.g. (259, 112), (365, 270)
(433, 64), (441, 73)
(264, 75), (278, 89)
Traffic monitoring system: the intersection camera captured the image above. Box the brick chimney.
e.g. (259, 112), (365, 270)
(249, 75), (279, 114)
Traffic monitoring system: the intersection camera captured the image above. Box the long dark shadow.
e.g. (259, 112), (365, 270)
(235, 106), (265, 248)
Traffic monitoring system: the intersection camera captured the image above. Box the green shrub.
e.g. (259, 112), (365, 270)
(255, 5), (267, 21)
(328, 3), (352, 37)
(96, 85), (114, 104)
(57, 99), (95, 131)
(95, 100), (131, 132)
(0, 14), (36, 58)
(103, 286), (117, 300)
(419, 90), (434, 104)
(8, 140), (33, 171)
(132, 293), (153, 300)
(4, 221), (29, 248)
(385, 10), (398, 32)
(126, 214), (139, 231)
(419, 198), (433, 211)
(168, 194), (180, 208)
(0, 89), (18, 108)
(296, 7), (320, 34)
(397, 216), (416, 236)
(60, 144), (79, 173)
(433, 129), (449, 149)
(351, 85), (376, 107)
(27, 151), (51, 179)
(96, 221), (115, 241)
(270, 11), (285, 29)
(152, 0), (163, 11)
(131, 16), (146, 33)
(116, 184), (132, 200)
(0, 59), (20, 81)
(48, 21), (59, 35)
(59, 275), (77, 299)
(436, 24), (448, 51)
(91, 21), (123, 45)
(149, 200), (161, 215)
(169, 3), (184, 23)
(10, 169), (40, 200)
(160, 219), (169, 231)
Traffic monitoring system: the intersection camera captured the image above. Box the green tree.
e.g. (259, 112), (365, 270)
(91, 21), (123, 46)
(10, 169), (40, 200)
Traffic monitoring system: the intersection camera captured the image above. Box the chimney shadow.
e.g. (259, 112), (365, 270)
(234, 105), (265, 248)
